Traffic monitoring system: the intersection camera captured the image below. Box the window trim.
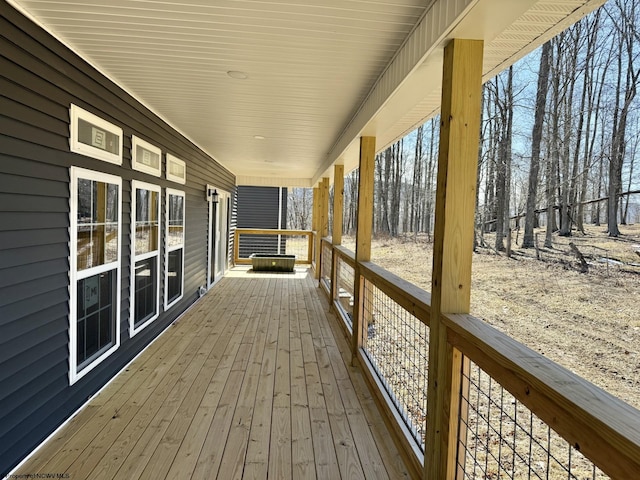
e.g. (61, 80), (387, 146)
(130, 180), (161, 337)
(207, 187), (231, 290)
(69, 104), (123, 165)
(166, 154), (186, 184)
(131, 135), (162, 177)
(164, 188), (185, 310)
(69, 167), (122, 385)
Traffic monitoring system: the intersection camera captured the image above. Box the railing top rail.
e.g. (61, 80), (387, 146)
(333, 245), (356, 267)
(444, 312), (640, 480)
(321, 236), (332, 244)
(359, 260), (431, 327)
(235, 228), (312, 236)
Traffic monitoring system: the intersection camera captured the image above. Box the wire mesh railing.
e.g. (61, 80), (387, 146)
(455, 359), (609, 480)
(233, 229), (312, 264)
(334, 249), (356, 331)
(311, 242), (640, 478)
(361, 276), (430, 448)
(320, 238), (332, 294)
(446, 312), (640, 480)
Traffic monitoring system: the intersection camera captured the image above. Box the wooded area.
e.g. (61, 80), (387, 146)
(289, 0), (640, 246)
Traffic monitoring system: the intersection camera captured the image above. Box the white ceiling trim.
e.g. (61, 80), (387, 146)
(373, 0), (608, 156)
(315, 0), (606, 183)
(316, 0), (476, 184)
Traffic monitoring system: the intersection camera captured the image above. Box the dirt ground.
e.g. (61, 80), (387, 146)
(344, 224), (640, 411)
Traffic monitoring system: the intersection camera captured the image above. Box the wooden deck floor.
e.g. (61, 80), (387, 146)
(15, 267), (410, 479)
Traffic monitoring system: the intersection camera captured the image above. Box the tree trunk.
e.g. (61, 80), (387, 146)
(523, 41), (552, 248)
(545, 41), (561, 248)
(607, 0), (640, 237)
(623, 136), (636, 223)
(424, 118), (437, 238)
(411, 125), (424, 234)
(578, 10), (605, 233)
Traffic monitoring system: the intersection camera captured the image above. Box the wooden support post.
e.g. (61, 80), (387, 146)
(317, 177), (329, 280)
(320, 177), (329, 238)
(352, 136), (375, 363)
(425, 39), (484, 480)
(312, 187), (318, 233)
(312, 186), (319, 276)
(333, 165), (344, 246)
(331, 165), (345, 303)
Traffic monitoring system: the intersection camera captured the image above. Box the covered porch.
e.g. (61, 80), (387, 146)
(13, 266), (409, 479)
(3, 0), (639, 479)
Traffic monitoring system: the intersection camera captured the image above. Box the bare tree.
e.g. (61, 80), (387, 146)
(287, 188), (313, 230)
(523, 41), (552, 248)
(577, 9), (607, 233)
(423, 117), (438, 238)
(492, 67), (514, 251)
(410, 125), (424, 235)
(343, 170), (359, 235)
(606, 0), (640, 237)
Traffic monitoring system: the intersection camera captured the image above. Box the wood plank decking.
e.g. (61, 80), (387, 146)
(14, 267), (410, 479)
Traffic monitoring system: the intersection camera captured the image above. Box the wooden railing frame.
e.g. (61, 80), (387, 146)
(233, 228), (313, 265)
(358, 261), (431, 324)
(357, 347), (425, 479)
(330, 246), (355, 337)
(311, 231), (317, 270)
(357, 262), (430, 479)
(317, 241), (640, 480)
(444, 312), (640, 480)
(319, 236), (332, 296)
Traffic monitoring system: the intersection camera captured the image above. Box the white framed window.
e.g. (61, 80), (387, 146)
(130, 181), (161, 337)
(131, 135), (162, 177)
(166, 154), (186, 184)
(69, 104), (123, 165)
(165, 188), (185, 309)
(69, 167), (122, 385)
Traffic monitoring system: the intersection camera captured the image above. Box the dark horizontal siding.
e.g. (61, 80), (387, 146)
(236, 186), (287, 257)
(0, 2), (236, 476)
(236, 186), (286, 229)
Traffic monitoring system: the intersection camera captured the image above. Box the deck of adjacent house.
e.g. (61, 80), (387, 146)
(14, 267), (410, 480)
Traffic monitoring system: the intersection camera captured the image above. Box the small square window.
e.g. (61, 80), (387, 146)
(69, 104), (123, 165)
(132, 135), (162, 177)
(166, 154), (186, 184)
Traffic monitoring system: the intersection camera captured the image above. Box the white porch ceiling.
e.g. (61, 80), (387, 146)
(9, 0), (605, 187)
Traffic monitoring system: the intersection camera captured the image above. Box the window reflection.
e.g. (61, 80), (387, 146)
(168, 193), (184, 248)
(135, 189), (159, 254)
(134, 257), (157, 326)
(77, 179), (119, 270)
(76, 269), (115, 368)
(167, 249), (183, 304)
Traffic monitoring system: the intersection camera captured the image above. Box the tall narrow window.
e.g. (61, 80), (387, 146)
(130, 181), (161, 336)
(69, 167), (121, 384)
(165, 189), (185, 309)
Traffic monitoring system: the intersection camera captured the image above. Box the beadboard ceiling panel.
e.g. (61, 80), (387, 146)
(9, 0), (605, 186)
